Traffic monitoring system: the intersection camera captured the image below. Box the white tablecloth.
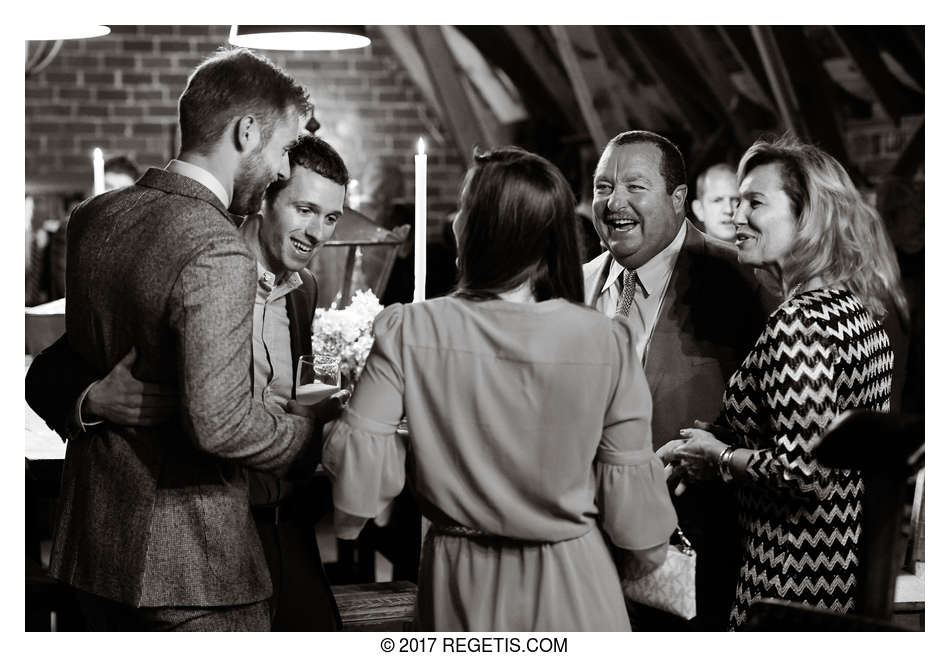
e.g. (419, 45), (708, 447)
(25, 355), (67, 461)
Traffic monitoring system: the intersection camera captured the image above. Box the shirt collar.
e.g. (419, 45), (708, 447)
(255, 260), (302, 299)
(241, 214), (303, 297)
(602, 220), (688, 295)
(165, 159), (230, 208)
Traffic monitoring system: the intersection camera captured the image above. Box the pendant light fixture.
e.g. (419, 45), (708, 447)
(25, 26), (111, 41)
(25, 26), (111, 76)
(228, 25), (370, 51)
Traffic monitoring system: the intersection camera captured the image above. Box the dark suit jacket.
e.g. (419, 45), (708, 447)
(45, 168), (320, 608)
(583, 221), (774, 629)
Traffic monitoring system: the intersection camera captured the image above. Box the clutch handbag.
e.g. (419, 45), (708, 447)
(622, 528), (697, 620)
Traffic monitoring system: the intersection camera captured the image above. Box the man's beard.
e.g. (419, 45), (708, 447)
(230, 151), (272, 216)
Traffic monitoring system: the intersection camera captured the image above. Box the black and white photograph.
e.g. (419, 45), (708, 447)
(19, 19), (929, 639)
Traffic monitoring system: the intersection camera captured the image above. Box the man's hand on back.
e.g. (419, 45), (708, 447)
(84, 347), (179, 426)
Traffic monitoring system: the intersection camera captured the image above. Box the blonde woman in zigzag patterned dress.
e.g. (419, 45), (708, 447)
(661, 135), (909, 629)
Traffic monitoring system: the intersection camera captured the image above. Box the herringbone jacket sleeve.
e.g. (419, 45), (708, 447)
(168, 236), (317, 475)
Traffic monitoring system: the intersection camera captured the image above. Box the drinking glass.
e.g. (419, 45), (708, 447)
(295, 354), (341, 405)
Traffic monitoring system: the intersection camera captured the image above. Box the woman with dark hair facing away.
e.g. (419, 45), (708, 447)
(664, 135), (907, 629)
(323, 146), (677, 630)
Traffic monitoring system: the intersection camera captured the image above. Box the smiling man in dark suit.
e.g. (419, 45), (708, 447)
(583, 130), (774, 631)
(31, 48), (325, 631)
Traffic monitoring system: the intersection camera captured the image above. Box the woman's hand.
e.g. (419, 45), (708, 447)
(675, 427), (727, 481)
(658, 421), (732, 494)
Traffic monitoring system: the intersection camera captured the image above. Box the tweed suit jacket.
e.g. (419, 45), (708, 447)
(48, 168), (320, 608)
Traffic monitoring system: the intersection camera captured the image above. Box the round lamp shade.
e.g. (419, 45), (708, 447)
(228, 25), (370, 51)
(26, 26), (110, 41)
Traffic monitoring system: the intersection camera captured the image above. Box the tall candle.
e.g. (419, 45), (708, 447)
(92, 147), (105, 195)
(413, 137), (427, 303)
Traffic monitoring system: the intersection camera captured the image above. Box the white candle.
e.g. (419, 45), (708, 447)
(92, 147), (105, 195)
(413, 137), (427, 303)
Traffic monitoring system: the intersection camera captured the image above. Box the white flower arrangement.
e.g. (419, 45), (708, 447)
(311, 289), (384, 385)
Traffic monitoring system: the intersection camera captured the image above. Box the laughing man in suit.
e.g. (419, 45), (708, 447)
(583, 130), (773, 630)
(36, 48), (326, 631)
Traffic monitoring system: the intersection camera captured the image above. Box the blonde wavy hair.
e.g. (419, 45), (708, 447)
(737, 135), (908, 323)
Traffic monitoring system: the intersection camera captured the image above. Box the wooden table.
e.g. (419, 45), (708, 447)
(331, 581), (417, 631)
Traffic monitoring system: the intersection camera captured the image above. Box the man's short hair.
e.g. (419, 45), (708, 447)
(264, 135), (349, 203)
(104, 155), (140, 180)
(178, 47), (311, 154)
(694, 163), (735, 200)
(606, 130), (686, 194)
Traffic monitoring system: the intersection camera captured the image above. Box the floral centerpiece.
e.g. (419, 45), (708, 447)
(311, 288), (384, 388)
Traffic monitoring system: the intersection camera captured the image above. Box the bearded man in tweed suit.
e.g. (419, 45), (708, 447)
(42, 48), (325, 631)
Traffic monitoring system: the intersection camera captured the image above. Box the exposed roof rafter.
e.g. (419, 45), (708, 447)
(549, 25), (628, 150)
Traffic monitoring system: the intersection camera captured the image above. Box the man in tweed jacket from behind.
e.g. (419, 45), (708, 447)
(49, 48), (320, 630)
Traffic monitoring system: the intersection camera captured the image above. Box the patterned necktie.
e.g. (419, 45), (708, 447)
(616, 269), (641, 318)
(617, 269), (652, 361)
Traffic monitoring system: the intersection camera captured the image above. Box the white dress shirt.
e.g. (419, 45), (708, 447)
(165, 159), (231, 208)
(590, 220), (688, 361)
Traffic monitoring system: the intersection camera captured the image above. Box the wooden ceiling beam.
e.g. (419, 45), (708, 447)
(831, 26), (910, 125)
(378, 26), (443, 124)
(549, 25), (628, 150)
(750, 25), (808, 138)
(677, 26), (756, 147)
(611, 28), (689, 129)
(412, 25), (493, 158)
(592, 26), (663, 131)
(615, 27), (711, 136)
(715, 25), (777, 114)
(768, 26), (865, 184)
(498, 25), (586, 133)
(875, 26), (925, 90)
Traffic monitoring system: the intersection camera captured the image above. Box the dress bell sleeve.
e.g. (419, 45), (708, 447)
(322, 304), (408, 534)
(595, 318), (678, 551)
(743, 307), (849, 502)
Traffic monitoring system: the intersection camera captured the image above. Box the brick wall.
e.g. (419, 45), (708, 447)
(24, 25), (467, 222)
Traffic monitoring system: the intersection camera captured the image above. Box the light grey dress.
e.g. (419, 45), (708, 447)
(324, 296), (677, 630)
